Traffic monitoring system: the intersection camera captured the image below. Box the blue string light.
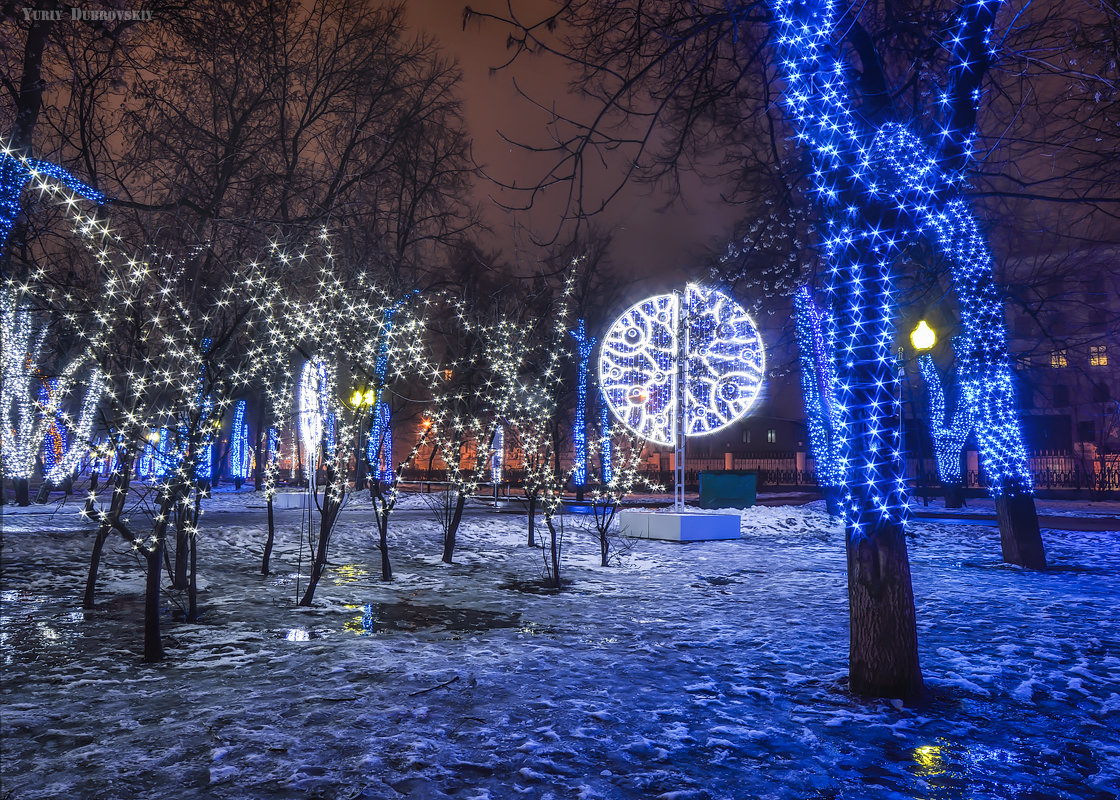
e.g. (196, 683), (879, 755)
(37, 378), (68, 477)
(366, 401), (393, 482)
(794, 287), (843, 489)
(918, 350), (974, 487)
(598, 388), (613, 483)
(570, 320), (596, 485)
(267, 427), (279, 464)
(230, 399), (251, 482)
(1, 147), (106, 253)
(769, 0), (1032, 535)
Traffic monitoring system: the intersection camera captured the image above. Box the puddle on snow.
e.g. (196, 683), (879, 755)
(340, 602), (520, 636)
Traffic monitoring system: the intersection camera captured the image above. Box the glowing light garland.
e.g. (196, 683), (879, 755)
(230, 399), (251, 481)
(299, 357), (334, 470)
(491, 424), (504, 484)
(44, 368), (104, 484)
(366, 401), (393, 482)
(0, 146), (106, 253)
(598, 389), (613, 483)
(2, 288), (102, 486)
(919, 351), (974, 486)
(793, 287), (843, 488)
(570, 320), (596, 484)
(598, 284), (764, 446)
(38, 379), (68, 476)
(769, 0), (1032, 537)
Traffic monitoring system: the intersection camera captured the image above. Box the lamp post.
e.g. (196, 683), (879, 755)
(345, 386), (376, 490)
(906, 321), (936, 506)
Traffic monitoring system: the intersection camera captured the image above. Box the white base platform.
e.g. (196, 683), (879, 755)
(617, 510), (741, 542)
(271, 491), (310, 509)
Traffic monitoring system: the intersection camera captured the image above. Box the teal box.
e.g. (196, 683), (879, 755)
(698, 471), (757, 509)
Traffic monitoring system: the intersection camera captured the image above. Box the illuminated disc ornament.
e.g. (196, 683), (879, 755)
(598, 284), (765, 446)
(299, 358), (332, 459)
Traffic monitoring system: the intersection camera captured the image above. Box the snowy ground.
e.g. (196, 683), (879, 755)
(1, 493), (1118, 800)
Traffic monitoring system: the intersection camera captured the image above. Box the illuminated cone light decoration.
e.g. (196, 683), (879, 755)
(599, 284), (765, 509)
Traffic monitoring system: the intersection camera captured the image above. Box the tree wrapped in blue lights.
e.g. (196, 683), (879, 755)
(1, 146), (105, 257)
(793, 286), (842, 513)
(919, 348), (974, 509)
(570, 320), (596, 488)
(230, 399), (251, 488)
(767, 0), (1051, 694)
(366, 400), (393, 483)
(770, 0), (1045, 576)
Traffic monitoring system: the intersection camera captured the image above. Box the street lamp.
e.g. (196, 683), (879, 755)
(903, 320), (936, 506)
(911, 320), (936, 351)
(345, 387), (377, 489)
(348, 388), (376, 409)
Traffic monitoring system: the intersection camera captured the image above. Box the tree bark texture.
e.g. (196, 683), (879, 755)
(262, 495), (275, 575)
(995, 493), (1046, 570)
(441, 491), (465, 564)
(846, 524), (923, 699)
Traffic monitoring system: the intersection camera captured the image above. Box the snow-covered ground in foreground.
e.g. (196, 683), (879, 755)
(2, 496), (1118, 800)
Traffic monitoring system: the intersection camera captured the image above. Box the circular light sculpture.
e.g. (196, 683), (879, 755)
(598, 284), (765, 446)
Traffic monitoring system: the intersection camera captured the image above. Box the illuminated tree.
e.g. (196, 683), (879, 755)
(793, 286), (842, 513)
(919, 347), (974, 509)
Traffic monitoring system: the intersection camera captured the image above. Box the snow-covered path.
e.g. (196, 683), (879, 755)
(2, 498), (1118, 799)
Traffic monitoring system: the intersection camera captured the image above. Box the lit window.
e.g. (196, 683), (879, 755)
(766, 428), (777, 444)
(1050, 350), (1068, 369)
(1090, 345), (1109, 367)
(742, 430), (751, 444)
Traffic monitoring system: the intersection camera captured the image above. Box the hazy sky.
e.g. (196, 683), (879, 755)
(405, 0), (745, 284)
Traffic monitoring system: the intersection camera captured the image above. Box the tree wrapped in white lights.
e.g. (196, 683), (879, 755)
(1, 286), (103, 506)
(247, 231), (430, 595)
(486, 270), (578, 586)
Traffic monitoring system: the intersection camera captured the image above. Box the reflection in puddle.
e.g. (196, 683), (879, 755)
(284, 628), (313, 642)
(342, 602), (520, 636)
(913, 744), (945, 777)
(331, 564), (369, 585)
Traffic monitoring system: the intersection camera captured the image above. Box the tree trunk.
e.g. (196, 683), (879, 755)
(441, 491), (465, 564)
(15, 477), (30, 506)
(186, 493), (201, 622)
(378, 517), (392, 581)
(995, 493), (1046, 570)
(823, 485), (843, 517)
(143, 540), (164, 663)
(253, 394), (265, 492)
(34, 481), (51, 503)
(545, 517), (561, 589)
(85, 458), (132, 608)
(85, 471), (99, 516)
(83, 523), (110, 609)
(262, 494), (275, 575)
(173, 505), (189, 589)
(526, 493), (537, 547)
(298, 473), (341, 606)
(846, 522), (923, 700)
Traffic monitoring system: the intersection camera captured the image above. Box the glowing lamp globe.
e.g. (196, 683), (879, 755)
(598, 284), (765, 446)
(910, 320), (936, 351)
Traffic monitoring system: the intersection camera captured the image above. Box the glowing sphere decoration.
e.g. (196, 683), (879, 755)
(598, 285), (765, 446)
